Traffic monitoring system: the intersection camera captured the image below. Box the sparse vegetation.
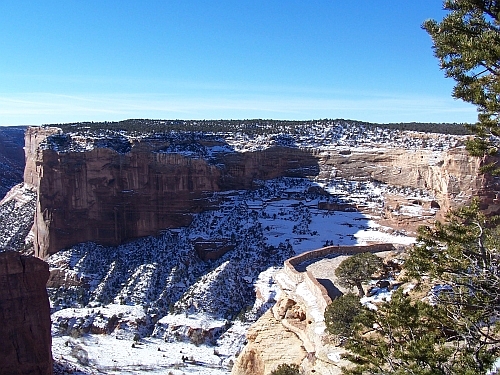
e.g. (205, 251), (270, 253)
(270, 363), (301, 375)
(334, 253), (383, 297)
(47, 118), (470, 136)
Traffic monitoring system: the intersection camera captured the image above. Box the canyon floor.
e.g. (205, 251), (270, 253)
(0, 120), (477, 375)
(48, 176), (427, 375)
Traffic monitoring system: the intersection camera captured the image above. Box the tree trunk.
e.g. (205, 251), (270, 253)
(356, 281), (365, 297)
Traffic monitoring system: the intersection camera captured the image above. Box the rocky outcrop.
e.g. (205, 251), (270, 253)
(231, 309), (307, 375)
(232, 245), (396, 375)
(317, 147), (488, 214)
(24, 128), (319, 258)
(23, 126), (499, 258)
(0, 251), (52, 375)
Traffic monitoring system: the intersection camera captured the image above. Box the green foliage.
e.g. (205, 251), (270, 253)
(407, 201), (500, 370)
(270, 363), (301, 375)
(343, 202), (500, 375)
(423, 0), (500, 157)
(343, 290), (454, 375)
(334, 252), (383, 296)
(324, 293), (363, 338)
(339, 3), (500, 373)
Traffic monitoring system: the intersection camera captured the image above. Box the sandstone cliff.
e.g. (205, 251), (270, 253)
(24, 128), (320, 258)
(0, 251), (52, 375)
(231, 309), (307, 375)
(316, 147), (486, 214)
(23, 125), (498, 258)
(232, 245), (395, 375)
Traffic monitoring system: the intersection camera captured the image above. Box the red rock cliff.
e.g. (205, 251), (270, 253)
(24, 128), (319, 258)
(0, 251), (52, 375)
(24, 126), (499, 259)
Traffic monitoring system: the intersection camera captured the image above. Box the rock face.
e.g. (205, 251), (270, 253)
(0, 126), (27, 200)
(316, 147), (487, 214)
(24, 128), (319, 258)
(23, 126), (499, 258)
(232, 245), (394, 375)
(231, 309), (307, 375)
(0, 251), (52, 375)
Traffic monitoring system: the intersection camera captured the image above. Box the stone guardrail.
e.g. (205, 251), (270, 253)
(283, 243), (395, 311)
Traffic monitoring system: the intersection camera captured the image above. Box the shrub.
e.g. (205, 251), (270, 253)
(324, 293), (362, 338)
(270, 363), (300, 375)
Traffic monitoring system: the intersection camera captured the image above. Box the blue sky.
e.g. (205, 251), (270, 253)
(0, 1), (477, 125)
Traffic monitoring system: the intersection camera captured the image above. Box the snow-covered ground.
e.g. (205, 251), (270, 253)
(0, 183), (36, 251)
(42, 119), (466, 155)
(48, 176), (428, 374)
(0, 121), (468, 374)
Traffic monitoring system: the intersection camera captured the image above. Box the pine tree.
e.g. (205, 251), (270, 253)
(405, 201), (500, 373)
(334, 252), (383, 297)
(343, 290), (454, 375)
(341, 202), (500, 374)
(423, 0), (500, 160)
(270, 363), (301, 375)
(338, 2), (500, 373)
(324, 293), (363, 339)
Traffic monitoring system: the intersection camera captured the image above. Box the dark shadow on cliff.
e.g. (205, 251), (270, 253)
(217, 146), (320, 191)
(0, 126), (27, 200)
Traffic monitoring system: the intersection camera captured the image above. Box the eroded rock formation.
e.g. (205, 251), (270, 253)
(0, 251), (52, 375)
(24, 128), (319, 258)
(23, 126), (499, 258)
(232, 245), (395, 375)
(317, 147), (487, 214)
(231, 309), (307, 375)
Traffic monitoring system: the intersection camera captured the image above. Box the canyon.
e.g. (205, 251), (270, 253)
(22, 121), (493, 259)
(1, 119), (498, 375)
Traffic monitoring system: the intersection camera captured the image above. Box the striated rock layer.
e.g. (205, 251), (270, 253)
(24, 128), (319, 258)
(231, 309), (307, 375)
(23, 127), (499, 258)
(316, 147), (490, 214)
(0, 251), (52, 375)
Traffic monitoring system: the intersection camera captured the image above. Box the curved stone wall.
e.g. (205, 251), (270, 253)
(283, 243), (395, 311)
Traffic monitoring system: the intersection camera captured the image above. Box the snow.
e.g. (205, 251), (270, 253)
(53, 334), (229, 375)
(4, 119), (464, 374)
(296, 282), (324, 324)
(44, 175), (426, 374)
(327, 352), (342, 362)
(0, 183), (36, 251)
(42, 119), (467, 156)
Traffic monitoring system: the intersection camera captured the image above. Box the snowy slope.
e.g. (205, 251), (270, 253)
(0, 183), (36, 252)
(48, 177), (422, 374)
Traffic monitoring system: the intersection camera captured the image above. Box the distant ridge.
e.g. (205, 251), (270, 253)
(42, 118), (471, 136)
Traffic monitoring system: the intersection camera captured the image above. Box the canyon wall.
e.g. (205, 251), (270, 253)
(25, 128), (320, 258)
(317, 147), (486, 213)
(0, 251), (53, 375)
(24, 127), (496, 258)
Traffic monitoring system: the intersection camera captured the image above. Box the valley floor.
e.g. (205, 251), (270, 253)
(48, 176), (434, 374)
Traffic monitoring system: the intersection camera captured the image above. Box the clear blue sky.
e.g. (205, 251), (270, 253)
(0, 1), (477, 125)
